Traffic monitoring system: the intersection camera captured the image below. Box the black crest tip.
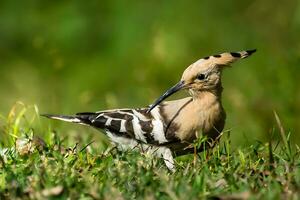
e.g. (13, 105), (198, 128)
(230, 52), (241, 58)
(246, 49), (257, 55)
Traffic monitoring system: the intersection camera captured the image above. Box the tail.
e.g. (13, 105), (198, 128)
(41, 113), (95, 125)
(203, 49), (257, 67)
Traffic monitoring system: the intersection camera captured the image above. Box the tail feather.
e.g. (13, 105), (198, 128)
(41, 114), (85, 124)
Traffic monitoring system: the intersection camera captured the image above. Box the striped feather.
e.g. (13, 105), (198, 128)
(42, 106), (173, 146)
(200, 49), (256, 65)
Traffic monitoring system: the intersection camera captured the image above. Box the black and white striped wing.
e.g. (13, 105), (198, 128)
(81, 107), (170, 145)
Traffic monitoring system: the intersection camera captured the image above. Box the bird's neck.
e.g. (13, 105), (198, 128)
(190, 82), (223, 102)
(190, 90), (222, 111)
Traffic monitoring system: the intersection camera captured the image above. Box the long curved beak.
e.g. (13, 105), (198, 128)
(147, 80), (185, 113)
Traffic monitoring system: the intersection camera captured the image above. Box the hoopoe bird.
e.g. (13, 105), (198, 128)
(42, 49), (256, 171)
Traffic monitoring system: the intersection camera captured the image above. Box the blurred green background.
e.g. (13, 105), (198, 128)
(0, 0), (299, 145)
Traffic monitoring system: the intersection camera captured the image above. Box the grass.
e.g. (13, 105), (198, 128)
(0, 104), (300, 200)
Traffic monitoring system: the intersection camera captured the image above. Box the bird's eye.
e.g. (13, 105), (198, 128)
(197, 74), (206, 80)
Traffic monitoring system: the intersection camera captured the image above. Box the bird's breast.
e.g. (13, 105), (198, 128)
(169, 98), (225, 142)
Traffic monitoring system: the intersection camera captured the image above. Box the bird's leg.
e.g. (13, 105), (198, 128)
(193, 131), (199, 166)
(193, 145), (197, 167)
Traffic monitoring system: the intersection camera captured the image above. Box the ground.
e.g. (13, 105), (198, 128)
(0, 105), (299, 200)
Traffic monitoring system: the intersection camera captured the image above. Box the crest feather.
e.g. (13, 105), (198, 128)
(205, 49), (256, 66)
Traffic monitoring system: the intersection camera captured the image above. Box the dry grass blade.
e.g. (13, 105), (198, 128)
(41, 186), (64, 197)
(212, 191), (250, 200)
(273, 111), (288, 150)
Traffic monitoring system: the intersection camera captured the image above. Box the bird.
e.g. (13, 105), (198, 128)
(42, 49), (256, 171)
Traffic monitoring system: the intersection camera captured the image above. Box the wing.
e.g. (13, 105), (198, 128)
(42, 98), (193, 146)
(79, 107), (172, 145)
(87, 97), (194, 145)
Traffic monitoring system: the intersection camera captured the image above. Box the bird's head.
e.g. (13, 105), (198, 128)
(148, 49), (256, 112)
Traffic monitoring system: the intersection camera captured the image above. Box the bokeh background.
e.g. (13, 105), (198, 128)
(0, 0), (299, 146)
